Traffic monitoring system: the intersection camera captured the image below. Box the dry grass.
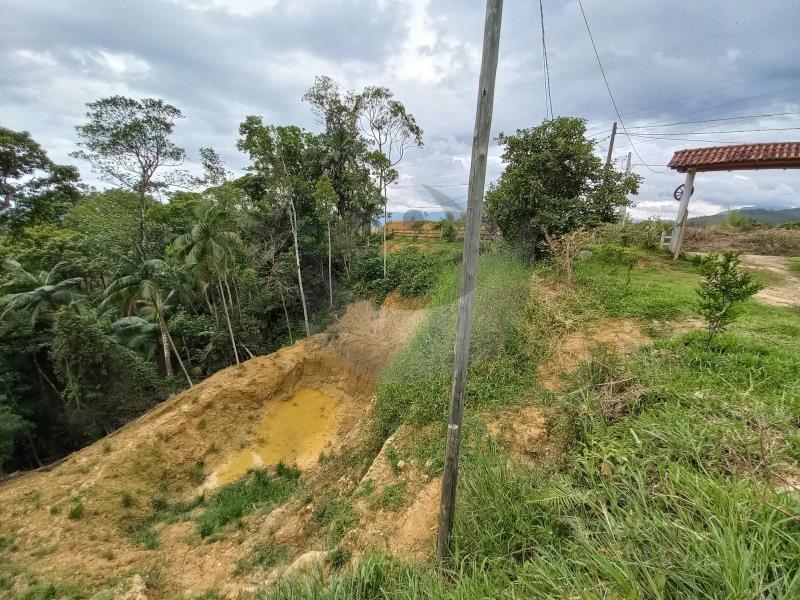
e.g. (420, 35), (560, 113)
(683, 225), (800, 256)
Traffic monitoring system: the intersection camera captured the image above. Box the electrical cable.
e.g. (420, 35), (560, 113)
(576, 0), (663, 173)
(539, 0), (554, 120)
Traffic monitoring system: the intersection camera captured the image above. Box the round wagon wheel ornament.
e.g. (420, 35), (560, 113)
(673, 184), (684, 201)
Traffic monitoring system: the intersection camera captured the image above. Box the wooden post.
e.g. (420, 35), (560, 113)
(437, 0), (503, 562)
(605, 121), (617, 166)
(620, 151), (632, 221)
(671, 169), (695, 259)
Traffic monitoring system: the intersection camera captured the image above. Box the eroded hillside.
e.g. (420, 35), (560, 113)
(0, 299), (425, 598)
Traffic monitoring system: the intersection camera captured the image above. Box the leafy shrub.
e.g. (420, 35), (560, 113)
(597, 219), (672, 250)
(348, 246), (460, 301)
(327, 546), (352, 570)
(67, 498), (84, 520)
(695, 252), (762, 345)
(441, 219), (456, 241)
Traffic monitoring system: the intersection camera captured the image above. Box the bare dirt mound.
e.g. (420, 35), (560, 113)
(347, 425), (440, 564)
(0, 299), (425, 598)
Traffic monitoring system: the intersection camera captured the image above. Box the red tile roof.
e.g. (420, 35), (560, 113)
(668, 142), (800, 172)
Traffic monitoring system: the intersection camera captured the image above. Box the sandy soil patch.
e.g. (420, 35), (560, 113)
(538, 318), (649, 390)
(738, 254), (800, 308)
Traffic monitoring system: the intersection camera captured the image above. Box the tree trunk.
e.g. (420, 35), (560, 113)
(382, 174), (388, 277)
(224, 275), (237, 325)
(218, 279), (240, 364)
(138, 187), (147, 254)
(158, 313), (174, 379)
(203, 286), (219, 327)
(327, 221), (333, 307)
(289, 199), (310, 337)
(278, 283), (293, 345)
(232, 277), (243, 320)
(166, 327), (193, 387)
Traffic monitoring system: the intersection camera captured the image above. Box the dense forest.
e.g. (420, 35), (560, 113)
(0, 76), (424, 473)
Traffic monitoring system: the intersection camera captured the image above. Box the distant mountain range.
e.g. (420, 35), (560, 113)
(689, 207), (800, 226)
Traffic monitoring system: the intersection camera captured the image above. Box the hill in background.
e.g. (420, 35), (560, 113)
(689, 206), (800, 226)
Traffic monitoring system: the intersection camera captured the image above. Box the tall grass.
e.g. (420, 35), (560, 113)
(374, 250), (534, 439)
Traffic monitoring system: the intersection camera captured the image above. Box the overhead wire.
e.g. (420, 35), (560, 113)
(575, 0), (663, 173)
(583, 75), (798, 136)
(539, 0), (554, 120)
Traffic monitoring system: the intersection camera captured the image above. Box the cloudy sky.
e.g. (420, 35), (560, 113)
(3, 0), (800, 220)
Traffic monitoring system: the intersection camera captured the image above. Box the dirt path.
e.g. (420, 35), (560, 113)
(739, 254), (800, 308)
(0, 299), (425, 598)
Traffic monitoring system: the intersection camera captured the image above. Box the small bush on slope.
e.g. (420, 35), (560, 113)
(348, 246), (461, 302)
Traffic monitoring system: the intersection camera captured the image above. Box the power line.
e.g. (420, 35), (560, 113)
(629, 126), (800, 136)
(576, 0), (661, 173)
(622, 111), (800, 131)
(584, 75), (796, 136)
(539, 0), (554, 120)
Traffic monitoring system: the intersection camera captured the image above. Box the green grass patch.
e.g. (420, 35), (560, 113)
(789, 258), (800, 275)
(572, 245), (702, 321)
(314, 497), (359, 544)
(66, 498), (84, 520)
(235, 540), (291, 575)
(197, 465), (299, 538)
(370, 483), (406, 511)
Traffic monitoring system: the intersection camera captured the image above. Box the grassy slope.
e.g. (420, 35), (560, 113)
(266, 245), (800, 599)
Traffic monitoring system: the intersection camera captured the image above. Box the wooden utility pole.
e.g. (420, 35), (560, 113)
(670, 169), (695, 259)
(437, 0), (503, 562)
(619, 151), (632, 222)
(605, 121), (617, 166)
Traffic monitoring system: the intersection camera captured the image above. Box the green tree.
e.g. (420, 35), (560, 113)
(485, 117), (640, 256)
(64, 190), (140, 266)
(52, 309), (166, 440)
(237, 120), (318, 337)
(101, 257), (192, 385)
(0, 126), (81, 230)
(696, 252), (762, 346)
(314, 173), (339, 307)
(356, 86), (423, 275)
(72, 96), (188, 252)
(172, 201), (244, 364)
(0, 259), (83, 324)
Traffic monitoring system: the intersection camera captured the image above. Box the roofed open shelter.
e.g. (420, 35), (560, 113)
(666, 142), (800, 257)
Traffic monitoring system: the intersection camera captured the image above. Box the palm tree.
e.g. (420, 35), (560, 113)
(112, 315), (160, 359)
(102, 257), (192, 386)
(172, 201), (244, 364)
(0, 259), (83, 324)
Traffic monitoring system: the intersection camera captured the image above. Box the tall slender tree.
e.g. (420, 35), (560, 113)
(313, 174), (339, 307)
(101, 257), (192, 386)
(356, 87), (423, 275)
(172, 202), (243, 364)
(73, 96), (188, 254)
(237, 119), (316, 337)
